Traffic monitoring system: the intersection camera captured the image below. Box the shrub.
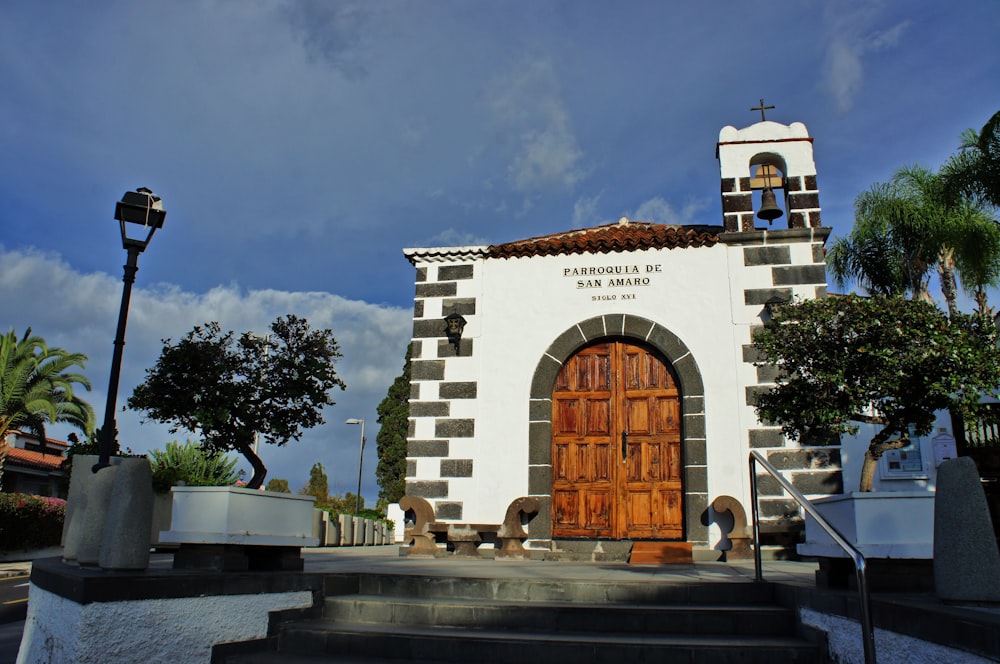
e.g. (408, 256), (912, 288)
(0, 493), (66, 551)
(148, 440), (243, 493)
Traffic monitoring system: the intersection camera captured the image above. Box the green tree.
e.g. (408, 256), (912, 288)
(128, 315), (346, 489)
(943, 109), (1000, 210)
(753, 295), (1000, 492)
(265, 478), (291, 493)
(375, 344), (411, 504)
(147, 440), (242, 493)
(300, 462), (330, 507)
(0, 328), (95, 466)
(326, 491), (364, 515)
(828, 165), (1000, 317)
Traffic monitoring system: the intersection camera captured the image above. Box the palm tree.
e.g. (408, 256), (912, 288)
(828, 165), (1000, 317)
(827, 181), (928, 299)
(0, 328), (95, 447)
(943, 110), (1000, 210)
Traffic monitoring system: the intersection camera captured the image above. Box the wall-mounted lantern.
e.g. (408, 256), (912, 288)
(443, 313), (467, 353)
(763, 295), (787, 322)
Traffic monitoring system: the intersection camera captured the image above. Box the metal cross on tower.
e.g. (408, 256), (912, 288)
(751, 98), (775, 122)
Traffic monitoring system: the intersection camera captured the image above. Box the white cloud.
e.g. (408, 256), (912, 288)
(826, 39), (865, 114)
(422, 228), (490, 248)
(572, 192), (603, 228)
(0, 246), (411, 498)
(629, 197), (710, 226)
(483, 56), (588, 194)
(822, 4), (912, 112)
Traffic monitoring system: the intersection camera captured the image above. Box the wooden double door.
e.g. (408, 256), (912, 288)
(551, 340), (683, 540)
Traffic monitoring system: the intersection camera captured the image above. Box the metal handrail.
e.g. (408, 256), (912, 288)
(749, 449), (877, 664)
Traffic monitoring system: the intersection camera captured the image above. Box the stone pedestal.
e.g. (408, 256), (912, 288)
(99, 457), (153, 570)
(76, 466), (119, 566)
(18, 558), (317, 664)
(934, 457), (1000, 602)
(61, 454), (98, 559)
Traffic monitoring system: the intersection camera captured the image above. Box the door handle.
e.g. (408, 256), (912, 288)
(621, 431), (627, 462)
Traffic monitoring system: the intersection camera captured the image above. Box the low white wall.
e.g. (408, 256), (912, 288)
(17, 583), (312, 664)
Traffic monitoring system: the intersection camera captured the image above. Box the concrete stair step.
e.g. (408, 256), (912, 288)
(278, 620), (823, 663)
(337, 573), (778, 604)
(324, 594), (797, 636)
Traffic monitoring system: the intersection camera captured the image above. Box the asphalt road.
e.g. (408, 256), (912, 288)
(0, 575), (29, 664)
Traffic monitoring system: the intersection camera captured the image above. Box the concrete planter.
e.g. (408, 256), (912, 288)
(798, 491), (935, 559)
(159, 487), (319, 547)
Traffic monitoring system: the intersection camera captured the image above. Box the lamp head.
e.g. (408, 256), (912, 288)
(114, 187), (166, 251)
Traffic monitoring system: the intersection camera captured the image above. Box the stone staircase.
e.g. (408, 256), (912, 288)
(224, 572), (828, 663)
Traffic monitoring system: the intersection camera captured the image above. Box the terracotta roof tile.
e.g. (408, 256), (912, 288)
(488, 220), (720, 259)
(5, 447), (65, 472)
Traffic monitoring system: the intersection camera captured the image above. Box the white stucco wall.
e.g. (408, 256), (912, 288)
(838, 411), (957, 494)
(717, 121), (817, 179)
(408, 230), (829, 545)
(17, 583), (312, 664)
(473, 246), (741, 524)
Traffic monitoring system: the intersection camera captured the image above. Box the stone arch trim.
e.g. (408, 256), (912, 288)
(526, 314), (708, 545)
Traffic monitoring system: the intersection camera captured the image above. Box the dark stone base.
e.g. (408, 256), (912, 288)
(173, 544), (304, 572)
(815, 557), (934, 592)
(29, 556), (322, 606)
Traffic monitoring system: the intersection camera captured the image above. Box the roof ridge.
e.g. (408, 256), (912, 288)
(488, 221), (720, 259)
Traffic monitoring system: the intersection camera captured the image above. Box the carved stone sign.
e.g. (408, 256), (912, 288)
(563, 263), (663, 300)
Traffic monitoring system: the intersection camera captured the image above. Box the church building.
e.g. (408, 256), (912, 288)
(401, 117), (839, 558)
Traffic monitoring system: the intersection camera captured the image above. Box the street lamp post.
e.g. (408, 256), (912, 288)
(346, 418), (365, 514)
(94, 188), (166, 472)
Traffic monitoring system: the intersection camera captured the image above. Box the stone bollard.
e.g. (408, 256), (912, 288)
(339, 514), (354, 546)
(352, 516), (364, 546)
(934, 456), (1000, 602)
(325, 515), (341, 546)
(312, 509), (327, 545)
(374, 522), (384, 545)
(100, 457), (154, 571)
(364, 519), (375, 545)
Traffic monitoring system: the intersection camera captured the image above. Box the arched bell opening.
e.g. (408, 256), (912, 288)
(749, 153), (788, 228)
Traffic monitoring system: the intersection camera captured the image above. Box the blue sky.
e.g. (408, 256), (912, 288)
(1, 1), (998, 503)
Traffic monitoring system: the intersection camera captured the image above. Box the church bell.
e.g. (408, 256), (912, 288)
(757, 188), (783, 223)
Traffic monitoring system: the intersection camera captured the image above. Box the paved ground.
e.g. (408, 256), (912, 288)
(300, 545), (821, 585)
(4, 545), (998, 662)
(0, 544), (818, 663)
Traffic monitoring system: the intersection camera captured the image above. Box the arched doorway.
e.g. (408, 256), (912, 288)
(550, 339), (683, 540)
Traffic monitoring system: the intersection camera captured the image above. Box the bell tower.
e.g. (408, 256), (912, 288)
(716, 101), (822, 233)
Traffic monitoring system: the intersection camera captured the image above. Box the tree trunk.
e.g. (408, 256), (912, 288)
(236, 439), (268, 490)
(937, 249), (959, 319)
(859, 427), (910, 492)
(975, 287), (993, 317)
